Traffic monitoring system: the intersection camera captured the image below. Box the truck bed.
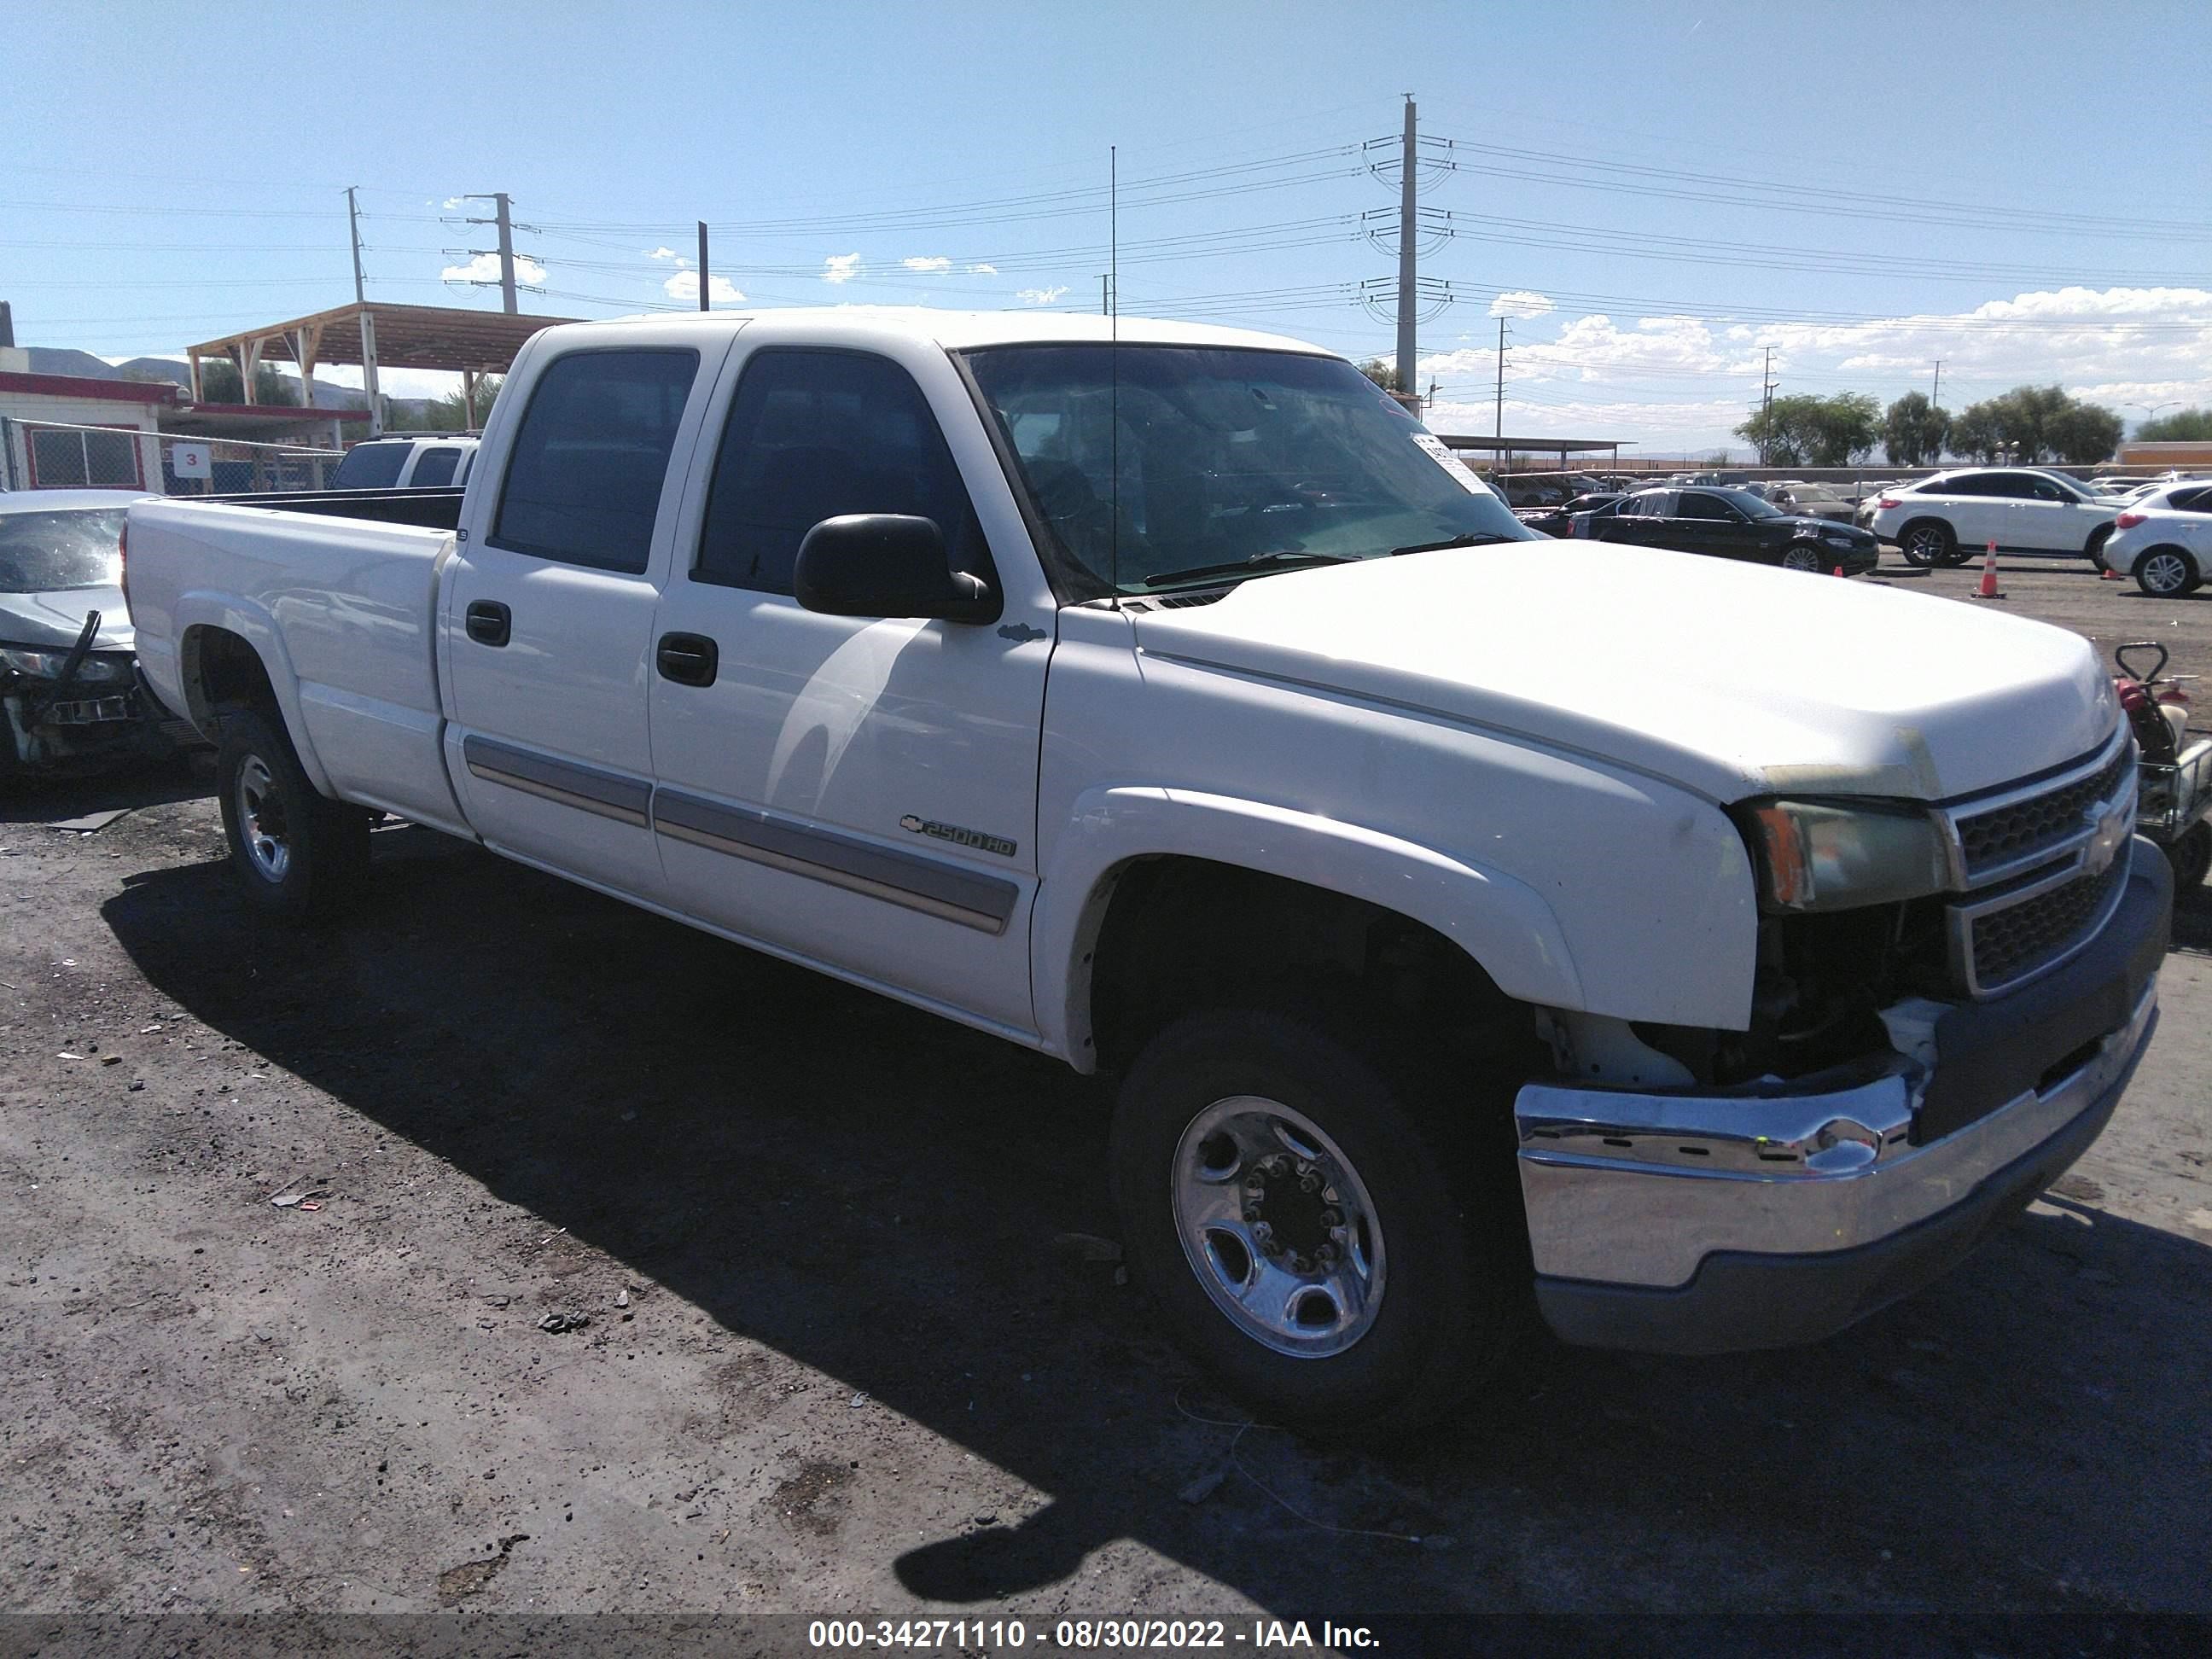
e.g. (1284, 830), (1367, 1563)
(125, 497), (467, 832)
(205, 487), (466, 531)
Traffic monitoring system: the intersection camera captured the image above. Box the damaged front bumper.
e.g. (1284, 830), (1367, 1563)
(1513, 837), (2170, 1353)
(2, 663), (190, 774)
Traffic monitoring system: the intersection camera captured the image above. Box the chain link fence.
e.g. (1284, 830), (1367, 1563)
(0, 416), (343, 495)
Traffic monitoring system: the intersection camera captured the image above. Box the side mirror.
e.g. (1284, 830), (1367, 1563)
(792, 514), (999, 625)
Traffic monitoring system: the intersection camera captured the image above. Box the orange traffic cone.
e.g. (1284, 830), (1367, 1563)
(1831, 564), (1845, 578)
(1971, 540), (2005, 600)
(2100, 559), (2123, 580)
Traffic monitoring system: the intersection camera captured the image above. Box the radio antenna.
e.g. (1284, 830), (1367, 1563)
(1109, 143), (1121, 606)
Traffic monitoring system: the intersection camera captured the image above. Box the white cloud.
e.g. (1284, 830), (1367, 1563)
(648, 246), (681, 261)
(442, 196), (466, 211)
(440, 251), (548, 288)
(969, 263), (998, 276)
(901, 256), (952, 273)
(662, 271), (746, 306)
(1489, 289), (1555, 320)
(1016, 285), (1070, 306)
(822, 253), (864, 284)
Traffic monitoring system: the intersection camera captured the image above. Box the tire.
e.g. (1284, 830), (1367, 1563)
(2086, 525), (2114, 571)
(216, 706), (370, 921)
(1109, 1008), (1521, 1441)
(2134, 547), (2198, 599)
(1898, 519), (1956, 568)
(1779, 544), (1824, 573)
(2171, 822), (2212, 891)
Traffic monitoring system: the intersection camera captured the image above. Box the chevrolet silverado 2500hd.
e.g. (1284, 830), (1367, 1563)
(125, 311), (2168, 1436)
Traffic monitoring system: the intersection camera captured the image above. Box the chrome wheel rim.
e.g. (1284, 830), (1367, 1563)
(1781, 547), (1821, 571)
(2143, 553), (2189, 595)
(1171, 1096), (1385, 1359)
(1906, 527), (1945, 562)
(236, 755), (291, 882)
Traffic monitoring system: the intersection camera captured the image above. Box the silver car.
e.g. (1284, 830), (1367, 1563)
(0, 489), (183, 776)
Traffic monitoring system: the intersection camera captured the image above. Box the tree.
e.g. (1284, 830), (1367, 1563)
(2139, 408), (2212, 442)
(1950, 384), (2119, 464)
(2044, 401), (2122, 465)
(1881, 392), (1950, 467)
(386, 375), (505, 433)
(1735, 392), (1878, 466)
(1358, 358), (1403, 392)
(195, 361), (300, 405)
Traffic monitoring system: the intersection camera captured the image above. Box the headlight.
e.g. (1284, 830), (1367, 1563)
(0, 646), (131, 683)
(1738, 798), (1953, 912)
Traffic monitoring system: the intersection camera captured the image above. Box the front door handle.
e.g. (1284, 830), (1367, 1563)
(464, 600), (510, 648)
(656, 632), (719, 687)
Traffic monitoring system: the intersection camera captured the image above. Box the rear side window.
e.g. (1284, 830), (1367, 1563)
(492, 349), (699, 573)
(333, 441), (409, 490)
(2170, 486), (2211, 513)
(410, 445), (461, 488)
(693, 348), (989, 595)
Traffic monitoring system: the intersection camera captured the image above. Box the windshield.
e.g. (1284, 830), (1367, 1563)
(961, 345), (1535, 595)
(0, 508), (126, 593)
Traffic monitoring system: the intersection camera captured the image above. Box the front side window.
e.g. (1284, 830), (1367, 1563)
(962, 344), (1534, 597)
(492, 348), (699, 573)
(694, 349), (990, 595)
(0, 509), (126, 592)
(1678, 492), (1737, 521)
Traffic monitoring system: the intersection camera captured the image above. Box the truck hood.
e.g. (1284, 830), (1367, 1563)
(0, 585), (133, 652)
(1127, 541), (2116, 804)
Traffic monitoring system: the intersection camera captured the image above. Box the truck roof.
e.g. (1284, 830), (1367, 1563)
(550, 306), (1332, 357)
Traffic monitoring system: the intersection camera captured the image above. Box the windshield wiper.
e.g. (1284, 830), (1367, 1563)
(1387, 532), (1517, 556)
(1138, 550), (1353, 588)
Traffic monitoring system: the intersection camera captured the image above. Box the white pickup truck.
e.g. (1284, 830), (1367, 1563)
(125, 310), (2168, 1437)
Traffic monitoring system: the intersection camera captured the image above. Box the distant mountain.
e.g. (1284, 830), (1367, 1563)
(24, 345), (400, 416)
(24, 346), (126, 381)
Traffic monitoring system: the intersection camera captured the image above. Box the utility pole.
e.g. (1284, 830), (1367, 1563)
(1101, 274), (1110, 316)
(460, 194), (521, 313)
(1930, 358), (1941, 410)
(1395, 95), (1417, 409)
(1759, 346), (1777, 465)
(346, 186), (382, 437)
(696, 221), (711, 311)
(492, 193), (517, 313)
(1494, 317), (1508, 439)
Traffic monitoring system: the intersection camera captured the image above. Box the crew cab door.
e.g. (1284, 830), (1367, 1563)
(643, 338), (1054, 1036)
(441, 335), (728, 902)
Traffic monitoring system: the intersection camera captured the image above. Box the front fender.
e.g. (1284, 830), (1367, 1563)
(172, 593), (335, 797)
(1032, 785), (1585, 1068)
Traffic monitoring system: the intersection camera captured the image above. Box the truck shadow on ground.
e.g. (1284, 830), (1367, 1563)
(102, 832), (2212, 1614)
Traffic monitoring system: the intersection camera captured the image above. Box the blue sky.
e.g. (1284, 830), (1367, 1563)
(4, 0), (2207, 455)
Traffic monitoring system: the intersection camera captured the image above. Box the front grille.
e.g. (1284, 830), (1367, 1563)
(1969, 853), (2128, 992)
(1953, 746), (2131, 879)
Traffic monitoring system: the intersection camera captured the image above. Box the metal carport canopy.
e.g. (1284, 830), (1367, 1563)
(186, 302), (579, 375)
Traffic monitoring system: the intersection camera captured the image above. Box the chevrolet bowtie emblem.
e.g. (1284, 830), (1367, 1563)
(2081, 795), (2132, 877)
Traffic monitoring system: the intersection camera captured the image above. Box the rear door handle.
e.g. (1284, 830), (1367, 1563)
(656, 632), (719, 687)
(464, 600), (510, 648)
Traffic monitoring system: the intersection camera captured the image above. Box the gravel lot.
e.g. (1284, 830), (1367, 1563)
(3, 548), (2210, 1632)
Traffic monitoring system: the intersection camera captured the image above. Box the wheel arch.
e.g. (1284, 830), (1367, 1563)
(1033, 786), (1584, 1074)
(173, 602), (335, 796)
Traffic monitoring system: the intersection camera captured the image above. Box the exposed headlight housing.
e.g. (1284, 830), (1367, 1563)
(0, 646), (132, 683)
(1738, 798), (1953, 912)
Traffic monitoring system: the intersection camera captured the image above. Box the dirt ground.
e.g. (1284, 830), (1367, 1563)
(3, 549), (2211, 1635)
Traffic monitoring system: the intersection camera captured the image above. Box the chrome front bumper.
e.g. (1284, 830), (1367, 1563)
(1513, 839), (2169, 1353)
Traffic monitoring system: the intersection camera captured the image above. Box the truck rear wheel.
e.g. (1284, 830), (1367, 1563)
(1109, 1008), (1520, 1441)
(217, 707), (370, 921)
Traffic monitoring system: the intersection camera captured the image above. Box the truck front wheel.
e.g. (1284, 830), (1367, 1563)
(1109, 1009), (1521, 1441)
(216, 707), (370, 921)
